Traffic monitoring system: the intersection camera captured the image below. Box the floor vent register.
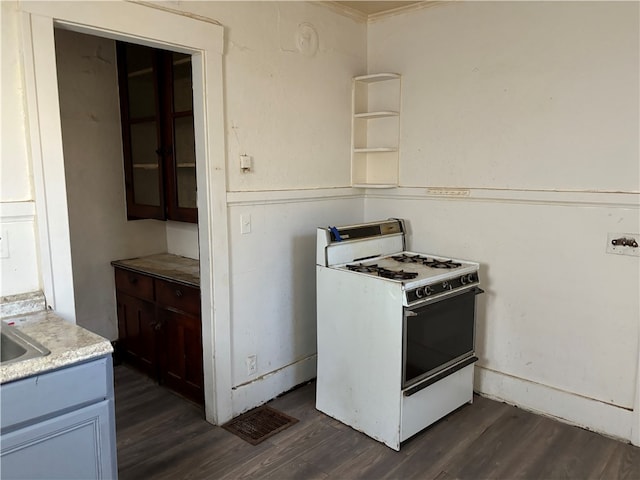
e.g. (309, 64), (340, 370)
(222, 405), (298, 445)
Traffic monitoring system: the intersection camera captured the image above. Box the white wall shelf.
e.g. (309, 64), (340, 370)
(353, 73), (400, 83)
(351, 73), (401, 187)
(353, 147), (397, 153)
(352, 183), (397, 189)
(354, 111), (399, 119)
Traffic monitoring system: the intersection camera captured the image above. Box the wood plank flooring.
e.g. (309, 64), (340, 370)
(114, 365), (640, 479)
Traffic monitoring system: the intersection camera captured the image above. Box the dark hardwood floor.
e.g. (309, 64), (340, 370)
(114, 365), (640, 479)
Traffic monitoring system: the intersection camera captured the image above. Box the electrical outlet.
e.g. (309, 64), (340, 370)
(246, 354), (257, 375)
(606, 232), (640, 257)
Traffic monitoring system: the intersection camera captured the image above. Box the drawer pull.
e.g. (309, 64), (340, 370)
(128, 276), (138, 285)
(175, 289), (183, 298)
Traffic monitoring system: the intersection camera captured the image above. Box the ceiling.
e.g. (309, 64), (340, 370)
(334, 1), (424, 16)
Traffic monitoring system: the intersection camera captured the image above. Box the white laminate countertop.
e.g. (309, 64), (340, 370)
(0, 311), (113, 384)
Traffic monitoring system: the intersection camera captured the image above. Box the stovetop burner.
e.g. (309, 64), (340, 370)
(346, 264), (380, 274)
(346, 263), (419, 280)
(391, 254), (462, 269)
(378, 268), (419, 280)
(341, 251), (477, 286)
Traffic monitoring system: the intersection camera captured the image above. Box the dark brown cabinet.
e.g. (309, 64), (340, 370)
(114, 266), (203, 404)
(116, 290), (157, 378)
(159, 309), (204, 403)
(116, 42), (197, 223)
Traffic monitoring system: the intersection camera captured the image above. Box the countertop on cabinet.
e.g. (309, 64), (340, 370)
(111, 253), (199, 287)
(0, 311), (113, 384)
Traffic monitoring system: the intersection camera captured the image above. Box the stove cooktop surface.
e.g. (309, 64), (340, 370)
(338, 251), (479, 288)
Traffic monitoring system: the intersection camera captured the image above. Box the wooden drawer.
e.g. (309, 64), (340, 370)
(155, 279), (200, 316)
(114, 268), (154, 301)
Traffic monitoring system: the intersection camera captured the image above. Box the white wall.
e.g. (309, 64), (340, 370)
(172, 1), (365, 192)
(1, 1), (32, 202)
(367, 2), (640, 443)
(0, 1), (40, 297)
(166, 221), (199, 259)
(369, 1), (639, 192)
(0, 204), (40, 296)
(228, 192), (363, 413)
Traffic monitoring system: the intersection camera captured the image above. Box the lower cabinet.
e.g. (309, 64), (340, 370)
(0, 357), (117, 479)
(160, 308), (204, 403)
(116, 291), (157, 378)
(114, 266), (204, 404)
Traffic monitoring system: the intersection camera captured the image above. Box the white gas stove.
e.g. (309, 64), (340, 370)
(316, 219), (484, 450)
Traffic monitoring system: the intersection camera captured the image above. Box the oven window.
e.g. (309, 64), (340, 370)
(404, 289), (476, 387)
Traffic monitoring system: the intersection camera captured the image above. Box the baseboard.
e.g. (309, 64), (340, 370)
(475, 365), (634, 444)
(231, 354), (317, 417)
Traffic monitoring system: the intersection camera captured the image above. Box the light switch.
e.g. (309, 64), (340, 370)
(240, 214), (251, 234)
(240, 154), (252, 173)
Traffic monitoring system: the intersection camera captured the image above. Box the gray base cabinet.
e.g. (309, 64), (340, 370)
(0, 356), (117, 479)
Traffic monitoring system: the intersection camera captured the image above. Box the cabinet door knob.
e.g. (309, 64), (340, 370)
(129, 276), (138, 285)
(175, 289), (183, 298)
(155, 146), (172, 156)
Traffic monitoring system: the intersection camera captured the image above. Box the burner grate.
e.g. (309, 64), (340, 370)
(424, 259), (462, 269)
(377, 268), (418, 280)
(222, 405), (298, 445)
(347, 263), (381, 274)
(391, 254), (462, 269)
(346, 263), (418, 280)
(392, 254), (423, 263)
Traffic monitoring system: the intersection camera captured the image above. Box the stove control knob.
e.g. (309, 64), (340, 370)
(425, 286), (433, 296)
(467, 273), (476, 284)
(460, 275), (467, 285)
(415, 287), (425, 298)
(442, 281), (450, 290)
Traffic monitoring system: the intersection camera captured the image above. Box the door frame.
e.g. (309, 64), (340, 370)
(18, 1), (233, 424)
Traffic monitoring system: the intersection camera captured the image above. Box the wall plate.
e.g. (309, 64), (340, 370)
(246, 354), (257, 375)
(606, 232), (640, 256)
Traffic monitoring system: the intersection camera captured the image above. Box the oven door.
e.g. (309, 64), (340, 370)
(403, 286), (483, 391)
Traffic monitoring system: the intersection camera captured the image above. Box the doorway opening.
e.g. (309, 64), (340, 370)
(55, 29), (204, 404)
(20, 2), (232, 425)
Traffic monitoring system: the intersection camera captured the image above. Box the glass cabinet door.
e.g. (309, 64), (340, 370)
(165, 52), (197, 223)
(117, 43), (165, 220)
(117, 44), (197, 223)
